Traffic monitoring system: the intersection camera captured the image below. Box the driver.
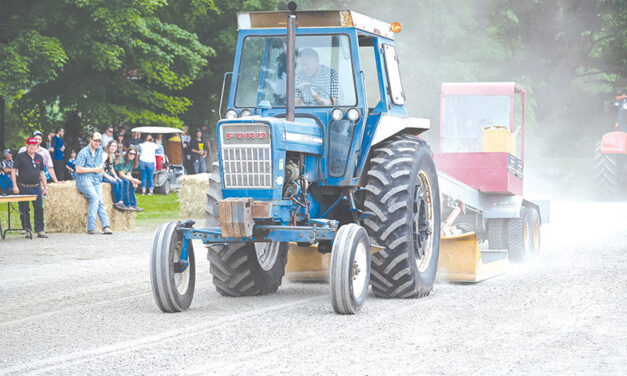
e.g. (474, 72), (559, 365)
(295, 48), (338, 106)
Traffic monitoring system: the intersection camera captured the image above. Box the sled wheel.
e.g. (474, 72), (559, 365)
(330, 224), (371, 315)
(150, 222), (196, 312)
(526, 207), (541, 257)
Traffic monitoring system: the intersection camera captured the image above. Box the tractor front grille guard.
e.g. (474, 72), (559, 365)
(221, 123), (273, 189)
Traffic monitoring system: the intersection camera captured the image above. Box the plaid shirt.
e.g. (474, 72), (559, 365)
(295, 65), (339, 105)
(75, 145), (104, 186)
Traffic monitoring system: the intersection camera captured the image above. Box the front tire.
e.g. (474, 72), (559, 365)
(363, 135), (441, 299)
(150, 222), (196, 312)
(330, 224), (371, 315)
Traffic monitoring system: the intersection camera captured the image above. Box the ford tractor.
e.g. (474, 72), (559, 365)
(594, 94), (627, 198)
(150, 4), (441, 315)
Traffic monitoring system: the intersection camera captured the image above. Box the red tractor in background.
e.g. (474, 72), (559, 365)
(594, 95), (627, 198)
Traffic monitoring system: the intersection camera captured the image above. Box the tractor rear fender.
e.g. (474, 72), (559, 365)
(601, 131), (627, 154)
(371, 115), (430, 146)
(357, 115), (430, 185)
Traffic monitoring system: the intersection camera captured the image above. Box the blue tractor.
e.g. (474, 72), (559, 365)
(150, 4), (441, 314)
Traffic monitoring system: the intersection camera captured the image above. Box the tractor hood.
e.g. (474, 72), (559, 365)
(217, 116), (323, 155)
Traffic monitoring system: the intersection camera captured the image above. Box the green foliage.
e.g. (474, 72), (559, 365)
(1, 0), (625, 159)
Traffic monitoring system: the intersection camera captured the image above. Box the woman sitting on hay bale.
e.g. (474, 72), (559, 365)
(115, 145), (144, 212)
(102, 141), (128, 212)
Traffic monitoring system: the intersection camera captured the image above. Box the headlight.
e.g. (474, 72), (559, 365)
(347, 108), (360, 121)
(225, 109), (238, 119)
(331, 108), (344, 121)
(241, 109), (253, 117)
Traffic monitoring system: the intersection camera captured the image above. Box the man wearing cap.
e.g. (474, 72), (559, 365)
(10, 138), (48, 238)
(75, 132), (112, 235)
(18, 130), (60, 184)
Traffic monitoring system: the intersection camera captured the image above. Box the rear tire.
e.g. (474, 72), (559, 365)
(526, 207), (541, 257)
(156, 179), (171, 195)
(150, 222), (196, 312)
(487, 219), (508, 249)
(330, 224), (371, 315)
(362, 135), (440, 299)
(594, 141), (620, 198)
(207, 242), (288, 297)
(507, 206), (531, 263)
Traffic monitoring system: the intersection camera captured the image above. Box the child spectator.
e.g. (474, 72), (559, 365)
(102, 140), (127, 211)
(65, 151), (77, 180)
(0, 149), (14, 194)
(115, 145), (143, 212)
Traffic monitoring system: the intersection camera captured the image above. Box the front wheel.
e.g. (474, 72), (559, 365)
(150, 222), (196, 312)
(330, 224), (371, 315)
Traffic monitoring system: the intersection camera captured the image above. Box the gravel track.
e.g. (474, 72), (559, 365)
(0, 202), (625, 375)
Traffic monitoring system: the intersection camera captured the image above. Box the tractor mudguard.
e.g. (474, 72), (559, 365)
(601, 131), (627, 154)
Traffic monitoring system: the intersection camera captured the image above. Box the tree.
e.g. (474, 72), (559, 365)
(1, 0), (212, 151)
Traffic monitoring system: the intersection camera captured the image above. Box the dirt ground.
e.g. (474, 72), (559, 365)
(0, 202), (625, 375)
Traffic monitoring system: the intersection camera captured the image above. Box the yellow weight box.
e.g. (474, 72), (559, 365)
(482, 126), (517, 155)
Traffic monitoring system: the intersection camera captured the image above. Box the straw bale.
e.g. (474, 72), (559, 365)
(44, 181), (135, 233)
(179, 173), (211, 219)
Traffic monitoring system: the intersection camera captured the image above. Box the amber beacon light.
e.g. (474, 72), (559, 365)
(391, 22), (402, 33)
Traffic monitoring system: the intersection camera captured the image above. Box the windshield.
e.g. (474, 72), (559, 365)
(235, 34), (356, 108)
(442, 95), (510, 152)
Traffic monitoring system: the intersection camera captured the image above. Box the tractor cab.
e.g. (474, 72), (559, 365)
(435, 82), (526, 196)
(217, 10), (424, 195)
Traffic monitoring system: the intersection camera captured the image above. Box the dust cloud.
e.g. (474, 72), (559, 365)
(301, 0), (625, 203)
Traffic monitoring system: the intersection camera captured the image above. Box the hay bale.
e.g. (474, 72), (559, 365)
(44, 181), (135, 233)
(179, 173), (210, 219)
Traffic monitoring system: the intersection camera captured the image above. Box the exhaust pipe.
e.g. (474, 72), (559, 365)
(286, 1), (297, 122)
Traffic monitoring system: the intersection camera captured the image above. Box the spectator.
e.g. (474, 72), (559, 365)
(50, 128), (66, 181)
(190, 130), (207, 174)
(10, 137), (48, 238)
(101, 126), (114, 149)
(65, 151), (77, 180)
(19, 131), (60, 183)
(200, 122), (211, 170)
(116, 133), (126, 154)
(181, 125), (192, 174)
(138, 134), (160, 195)
(75, 132), (112, 235)
(0, 149), (14, 194)
(46, 132), (55, 150)
(131, 132), (143, 146)
(115, 145), (144, 212)
(102, 140), (127, 211)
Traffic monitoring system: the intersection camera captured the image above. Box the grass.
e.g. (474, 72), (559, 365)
(134, 192), (181, 226)
(0, 192), (181, 234)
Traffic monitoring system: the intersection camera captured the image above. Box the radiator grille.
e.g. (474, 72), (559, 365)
(220, 123), (272, 189)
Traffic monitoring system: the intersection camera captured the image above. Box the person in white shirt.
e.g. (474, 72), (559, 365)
(101, 126), (114, 149)
(138, 134), (160, 195)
